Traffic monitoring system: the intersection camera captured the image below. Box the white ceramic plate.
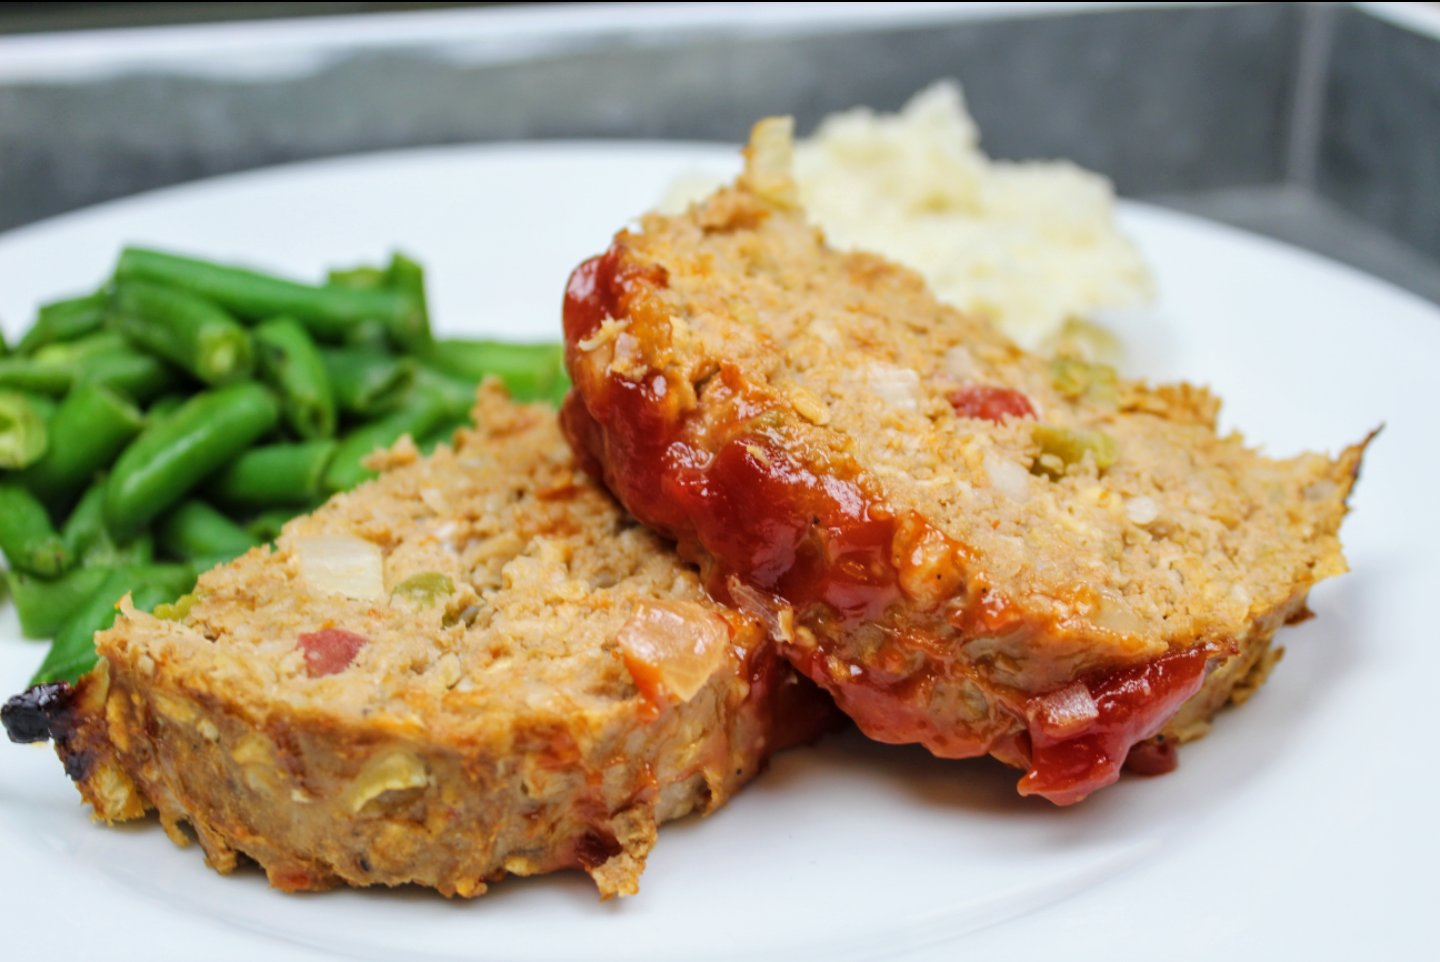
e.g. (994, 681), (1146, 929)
(1, 144), (1436, 961)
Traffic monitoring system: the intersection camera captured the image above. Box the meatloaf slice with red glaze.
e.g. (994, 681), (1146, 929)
(559, 118), (1368, 805)
(6, 385), (833, 898)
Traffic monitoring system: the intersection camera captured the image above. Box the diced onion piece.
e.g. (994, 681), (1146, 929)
(341, 751), (429, 813)
(1093, 590), (1144, 636)
(942, 345), (981, 382)
(983, 451), (1031, 502)
(294, 534), (385, 600)
(741, 116), (799, 208)
(1125, 495), (1160, 525)
(1026, 681), (1099, 740)
(727, 576), (795, 643)
(616, 600), (730, 703)
(866, 362), (922, 411)
(806, 319), (841, 347)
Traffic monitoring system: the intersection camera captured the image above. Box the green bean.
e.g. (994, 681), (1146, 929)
(100, 530), (156, 568)
(384, 252), (431, 353)
(322, 348), (416, 418)
(134, 569), (196, 608)
(112, 280), (254, 385)
(325, 254), (431, 352)
(253, 317), (336, 439)
(546, 374), (571, 407)
(115, 247), (420, 344)
(415, 365), (479, 421)
(189, 553), (246, 575)
(343, 318), (392, 352)
(18, 333), (151, 402)
(327, 266), (388, 291)
(0, 390), (49, 469)
(411, 367), (477, 448)
(419, 416), (468, 455)
(75, 350), (181, 403)
(9, 566), (111, 639)
(62, 479), (154, 567)
(421, 339), (566, 403)
(145, 393), (187, 422)
(0, 483), (70, 576)
(30, 569), (130, 684)
(16, 292), (108, 355)
(155, 499), (258, 563)
(32, 330), (129, 366)
(323, 389), (448, 494)
(17, 383), (144, 512)
(104, 382), (280, 541)
(0, 357), (73, 396)
(61, 480), (109, 558)
(204, 439), (336, 507)
(31, 564), (197, 685)
(245, 505), (305, 543)
(145, 563), (200, 601)
(20, 392), (59, 422)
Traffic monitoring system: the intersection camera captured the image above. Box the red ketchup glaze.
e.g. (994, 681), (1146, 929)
(743, 641), (850, 752)
(787, 642), (993, 758)
(563, 248), (1207, 804)
(297, 629), (369, 678)
(1124, 735), (1180, 776)
(562, 252), (618, 358)
(947, 385), (1036, 423)
(563, 250), (903, 629)
(669, 438), (902, 624)
(1018, 645), (1210, 805)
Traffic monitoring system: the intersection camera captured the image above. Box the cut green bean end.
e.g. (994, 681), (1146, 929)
(196, 327), (255, 385)
(0, 391), (49, 469)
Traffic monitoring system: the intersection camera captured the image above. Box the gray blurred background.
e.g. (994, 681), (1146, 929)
(2, 1), (1438, 304)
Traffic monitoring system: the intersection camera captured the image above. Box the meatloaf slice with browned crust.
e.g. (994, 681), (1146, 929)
(6, 385), (833, 898)
(560, 118), (1368, 805)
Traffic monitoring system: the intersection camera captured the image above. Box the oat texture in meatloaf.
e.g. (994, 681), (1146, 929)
(560, 118), (1369, 805)
(19, 385), (832, 898)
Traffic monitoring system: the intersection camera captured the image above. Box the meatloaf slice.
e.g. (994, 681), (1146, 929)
(560, 118), (1367, 805)
(8, 385), (831, 897)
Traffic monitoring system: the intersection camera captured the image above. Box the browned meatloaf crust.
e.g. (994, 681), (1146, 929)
(17, 386), (834, 897)
(560, 118), (1367, 804)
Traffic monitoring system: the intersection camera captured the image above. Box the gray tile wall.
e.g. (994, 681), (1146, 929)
(1317, 6), (1440, 264)
(4, 0), (1440, 304)
(0, 3), (1300, 232)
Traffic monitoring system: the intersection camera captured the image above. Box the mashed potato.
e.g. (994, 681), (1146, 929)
(662, 82), (1152, 352)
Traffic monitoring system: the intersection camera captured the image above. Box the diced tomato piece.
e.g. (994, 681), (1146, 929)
(947, 385), (1035, 423)
(297, 628), (368, 677)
